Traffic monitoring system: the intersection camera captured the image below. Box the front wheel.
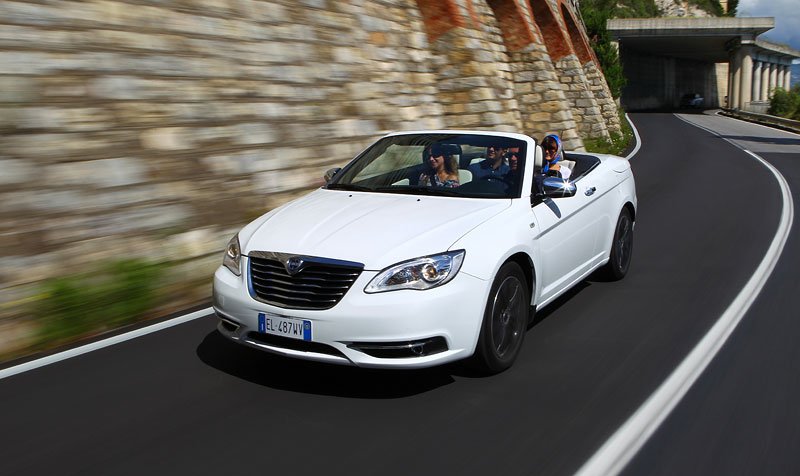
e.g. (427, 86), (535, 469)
(471, 262), (530, 375)
(601, 208), (634, 280)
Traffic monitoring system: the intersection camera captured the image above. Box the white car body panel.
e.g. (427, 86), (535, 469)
(213, 130), (637, 369)
(243, 189), (511, 271)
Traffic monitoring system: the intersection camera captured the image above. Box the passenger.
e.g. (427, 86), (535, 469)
(503, 147), (522, 188)
(419, 144), (460, 188)
(469, 145), (509, 180)
(542, 134), (571, 180)
(505, 147), (520, 174)
(504, 147), (521, 184)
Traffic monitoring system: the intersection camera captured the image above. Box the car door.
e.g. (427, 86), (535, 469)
(531, 173), (614, 303)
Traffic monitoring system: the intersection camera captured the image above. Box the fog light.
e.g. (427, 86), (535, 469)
(348, 337), (448, 358)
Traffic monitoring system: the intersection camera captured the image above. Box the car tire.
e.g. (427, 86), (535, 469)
(471, 262), (530, 375)
(601, 208), (633, 280)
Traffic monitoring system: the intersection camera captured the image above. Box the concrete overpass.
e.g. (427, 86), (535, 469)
(608, 18), (800, 112)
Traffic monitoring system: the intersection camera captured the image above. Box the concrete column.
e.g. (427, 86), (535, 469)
(739, 48), (753, 110)
(783, 64), (792, 90)
(769, 62), (778, 94)
(761, 59), (770, 101)
(726, 59), (734, 108)
(752, 61), (762, 101)
(730, 52), (741, 109)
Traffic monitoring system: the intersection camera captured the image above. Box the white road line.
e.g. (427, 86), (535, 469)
(576, 114), (794, 476)
(624, 113), (642, 160)
(0, 307), (213, 381)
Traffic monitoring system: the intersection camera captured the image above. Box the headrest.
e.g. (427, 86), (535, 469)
(535, 143), (543, 171)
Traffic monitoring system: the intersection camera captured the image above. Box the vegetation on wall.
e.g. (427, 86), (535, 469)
(686, 0), (724, 16)
(724, 0), (738, 16)
(580, 0), (732, 99)
(608, 0), (660, 18)
(34, 259), (166, 348)
(768, 86), (800, 120)
(582, 109), (635, 156)
(579, 0), (661, 98)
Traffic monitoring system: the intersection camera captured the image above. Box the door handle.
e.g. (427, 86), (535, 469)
(585, 187), (596, 196)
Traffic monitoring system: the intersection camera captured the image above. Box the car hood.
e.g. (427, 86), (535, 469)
(241, 189), (511, 270)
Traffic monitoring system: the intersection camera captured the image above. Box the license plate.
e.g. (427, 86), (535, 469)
(258, 313), (312, 341)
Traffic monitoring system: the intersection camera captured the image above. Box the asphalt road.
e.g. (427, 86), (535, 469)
(1, 113), (796, 476)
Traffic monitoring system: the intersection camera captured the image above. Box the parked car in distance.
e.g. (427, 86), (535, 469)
(680, 92), (704, 108)
(212, 130), (637, 374)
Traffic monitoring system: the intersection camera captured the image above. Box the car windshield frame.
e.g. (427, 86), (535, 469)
(326, 133), (528, 199)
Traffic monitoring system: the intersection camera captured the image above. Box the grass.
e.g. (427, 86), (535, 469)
(581, 109), (635, 156)
(34, 259), (166, 348)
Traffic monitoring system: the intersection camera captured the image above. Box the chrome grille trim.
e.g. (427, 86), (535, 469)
(247, 252), (364, 310)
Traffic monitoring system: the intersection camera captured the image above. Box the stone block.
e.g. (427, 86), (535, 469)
(446, 114), (481, 128)
(45, 158), (149, 188)
(140, 128), (192, 151)
(536, 101), (562, 113)
(551, 110), (573, 122)
(512, 82), (533, 96)
(232, 123), (277, 146)
(470, 88), (496, 102)
(438, 77), (489, 91)
(543, 90), (564, 102)
(526, 112), (551, 123)
(0, 158), (35, 185)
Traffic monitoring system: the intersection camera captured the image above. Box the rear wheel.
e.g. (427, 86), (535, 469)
(472, 262), (530, 374)
(601, 208), (634, 280)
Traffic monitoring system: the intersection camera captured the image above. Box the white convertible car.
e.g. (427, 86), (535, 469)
(212, 131), (636, 373)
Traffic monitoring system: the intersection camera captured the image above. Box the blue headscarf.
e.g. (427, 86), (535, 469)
(542, 134), (562, 174)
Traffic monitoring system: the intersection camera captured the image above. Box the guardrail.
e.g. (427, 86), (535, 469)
(721, 109), (800, 134)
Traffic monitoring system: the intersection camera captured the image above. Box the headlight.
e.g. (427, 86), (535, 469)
(364, 250), (465, 293)
(223, 234), (241, 276)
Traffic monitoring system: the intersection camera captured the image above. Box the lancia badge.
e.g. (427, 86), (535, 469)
(285, 257), (304, 275)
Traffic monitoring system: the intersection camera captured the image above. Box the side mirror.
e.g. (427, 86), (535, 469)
(324, 167), (341, 183)
(542, 177), (576, 198)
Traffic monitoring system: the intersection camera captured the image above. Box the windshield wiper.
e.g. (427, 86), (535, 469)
(326, 183), (374, 192)
(374, 185), (462, 197)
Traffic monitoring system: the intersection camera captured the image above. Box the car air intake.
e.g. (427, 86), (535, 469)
(248, 253), (363, 310)
(348, 337), (448, 358)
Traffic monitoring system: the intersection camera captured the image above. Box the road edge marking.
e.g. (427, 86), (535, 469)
(575, 114), (794, 476)
(625, 113), (642, 160)
(0, 307), (213, 381)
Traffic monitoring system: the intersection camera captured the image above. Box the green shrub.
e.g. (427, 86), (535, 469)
(768, 86), (800, 119)
(35, 259), (165, 347)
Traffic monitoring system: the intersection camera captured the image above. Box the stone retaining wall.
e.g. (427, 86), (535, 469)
(0, 0), (621, 356)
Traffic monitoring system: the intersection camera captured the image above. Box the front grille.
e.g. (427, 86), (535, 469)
(249, 255), (363, 310)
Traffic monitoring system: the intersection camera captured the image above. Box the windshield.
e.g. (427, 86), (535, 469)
(327, 133), (527, 198)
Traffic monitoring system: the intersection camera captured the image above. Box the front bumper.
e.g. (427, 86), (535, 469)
(212, 257), (489, 369)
